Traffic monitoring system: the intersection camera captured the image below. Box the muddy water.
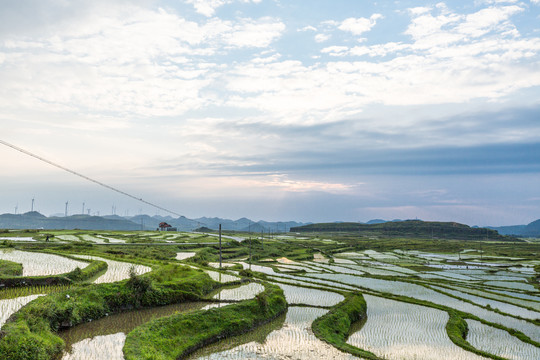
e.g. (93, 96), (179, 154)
(60, 301), (210, 359)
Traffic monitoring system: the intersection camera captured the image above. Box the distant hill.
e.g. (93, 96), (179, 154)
(489, 219), (540, 237)
(0, 212), (140, 230)
(290, 220), (517, 241)
(366, 219), (386, 224)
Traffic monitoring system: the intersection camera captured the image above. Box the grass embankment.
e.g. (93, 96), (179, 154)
(446, 310), (507, 360)
(311, 292), (380, 359)
(0, 259), (23, 276)
(0, 265), (217, 360)
(123, 282), (287, 360)
(0, 259), (107, 288)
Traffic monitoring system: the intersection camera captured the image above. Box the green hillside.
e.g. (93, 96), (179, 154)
(290, 220), (518, 241)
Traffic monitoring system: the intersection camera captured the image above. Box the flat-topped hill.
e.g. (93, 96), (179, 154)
(290, 220), (518, 241)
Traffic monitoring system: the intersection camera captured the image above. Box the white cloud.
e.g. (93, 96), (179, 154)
(186, 0), (263, 17)
(0, 7), (285, 118)
(457, 6), (523, 37)
(314, 33), (331, 42)
(221, 17), (286, 48)
(298, 25), (317, 32)
(338, 14), (383, 36)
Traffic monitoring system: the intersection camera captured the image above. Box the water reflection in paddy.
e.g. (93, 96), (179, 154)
(190, 306), (357, 360)
(60, 301), (209, 360)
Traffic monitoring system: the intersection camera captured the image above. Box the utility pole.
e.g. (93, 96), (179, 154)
(65, 201), (68, 217)
(249, 222), (252, 270)
(219, 224), (222, 269)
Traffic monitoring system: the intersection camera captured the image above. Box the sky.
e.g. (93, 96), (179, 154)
(1, 0), (539, 226)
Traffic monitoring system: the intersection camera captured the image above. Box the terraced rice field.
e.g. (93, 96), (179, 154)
(212, 282), (264, 301)
(1, 231), (539, 360)
(72, 255), (151, 283)
(466, 319), (540, 360)
(274, 283), (344, 306)
(0, 249), (89, 276)
(190, 307), (357, 359)
(0, 294), (43, 327)
(347, 295), (487, 360)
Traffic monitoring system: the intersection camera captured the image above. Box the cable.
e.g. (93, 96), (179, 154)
(0, 139), (183, 217)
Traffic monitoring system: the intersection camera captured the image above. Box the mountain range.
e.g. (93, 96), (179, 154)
(0, 212), (538, 237)
(489, 219), (540, 237)
(0, 212), (306, 232)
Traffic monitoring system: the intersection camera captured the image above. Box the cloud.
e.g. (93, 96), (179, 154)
(186, 0), (262, 17)
(314, 33), (331, 42)
(338, 14), (383, 36)
(221, 17), (286, 48)
(298, 25), (317, 32)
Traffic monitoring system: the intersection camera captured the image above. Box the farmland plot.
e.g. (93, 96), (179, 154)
(212, 282), (264, 301)
(484, 281), (538, 292)
(0, 250), (88, 276)
(275, 283), (344, 307)
(62, 333), (126, 360)
(73, 255), (151, 283)
(79, 234), (125, 244)
(347, 295), (488, 360)
(431, 286), (540, 320)
(203, 269), (240, 283)
(0, 294), (42, 327)
(191, 307), (357, 359)
(466, 319), (540, 360)
(0, 237), (36, 242)
(443, 285), (540, 312)
(60, 302), (208, 360)
(305, 273), (540, 342)
(175, 252), (196, 260)
(491, 289), (540, 302)
(56, 235), (81, 242)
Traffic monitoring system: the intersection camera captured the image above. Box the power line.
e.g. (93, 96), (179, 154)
(0, 139), (183, 217)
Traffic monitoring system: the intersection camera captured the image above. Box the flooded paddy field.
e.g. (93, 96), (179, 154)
(0, 249), (89, 276)
(189, 306), (358, 360)
(72, 255), (151, 283)
(0, 229), (538, 359)
(347, 294), (488, 360)
(60, 302), (210, 360)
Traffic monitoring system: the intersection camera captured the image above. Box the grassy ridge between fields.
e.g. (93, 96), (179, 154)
(311, 292), (381, 359)
(123, 282), (287, 360)
(0, 265), (217, 360)
(0, 259), (23, 276)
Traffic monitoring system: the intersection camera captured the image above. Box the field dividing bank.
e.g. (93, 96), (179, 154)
(123, 283), (287, 360)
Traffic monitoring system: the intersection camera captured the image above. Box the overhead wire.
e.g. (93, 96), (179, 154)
(0, 138), (182, 217)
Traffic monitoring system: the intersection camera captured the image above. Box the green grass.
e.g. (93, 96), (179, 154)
(123, 282), (287, 360)
(0, 259), (23, 276)
(311, 292), (380, 359)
